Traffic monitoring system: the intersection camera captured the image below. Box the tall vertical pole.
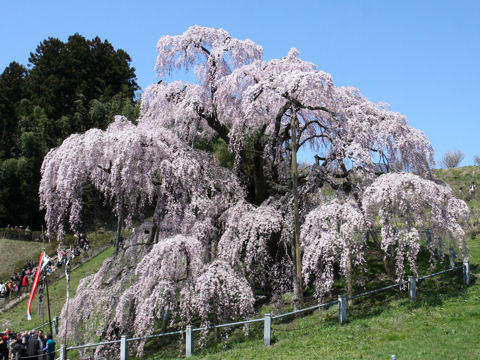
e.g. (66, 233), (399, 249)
(290, 113), (304, 307)
(44, 267), (53, 336)
(64, 258), (70, 346)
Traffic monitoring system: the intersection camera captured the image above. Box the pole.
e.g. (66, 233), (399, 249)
(338, 295), (347, 324)
(185, 325), (193, 357)
(264, 314), (272, 346)
(64, 258), (71, 346)
(60, 344), (67, 360)
(44, 267), (53, 336)
(120, 335), (128, 360)
(290, 113), (304, 307)
(408, 276), (417, 302)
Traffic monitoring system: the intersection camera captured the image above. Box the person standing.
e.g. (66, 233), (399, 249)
(25, 332), (39, 358)
(37, 330), (45, 360)
(10, 337), (25, 360)
(21, 275), (29, 294)
(0, 335), (8, 360)
(43, 334), (55, 360)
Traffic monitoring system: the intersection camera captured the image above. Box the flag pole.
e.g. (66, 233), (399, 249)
(44, 254), (53, 336)
(64, 257), (70, 347)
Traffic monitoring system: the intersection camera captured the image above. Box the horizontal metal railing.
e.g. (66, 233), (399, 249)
(53, 260), (470, 360)
(127, 329), (185, 342)
(417, 265), (463, 281)
(272, 299), (339, 320)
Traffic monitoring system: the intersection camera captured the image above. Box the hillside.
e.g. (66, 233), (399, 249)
(0, 239), (57, 281)
(170, 237), (479, 360)
(0, 167), (478, 359)
(0, 246), (114, 330)
(434, 166), (480, 238)
(143, 166), (480, 359)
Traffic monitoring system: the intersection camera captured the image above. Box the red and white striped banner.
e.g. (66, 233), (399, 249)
(27, 251), (49, 320)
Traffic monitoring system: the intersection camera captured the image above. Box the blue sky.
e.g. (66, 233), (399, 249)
(1, 1), (479, 166)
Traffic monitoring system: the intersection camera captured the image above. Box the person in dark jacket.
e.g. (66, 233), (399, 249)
(10, 338), (25, 360)
(0, 335), (8, 360)
(26, 333), (39, 357)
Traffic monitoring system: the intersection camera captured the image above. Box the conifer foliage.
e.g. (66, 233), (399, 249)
(40, 26), (469, 357)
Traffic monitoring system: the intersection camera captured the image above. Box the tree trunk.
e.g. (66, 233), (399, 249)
(253, 135), (268, 205)
(149, 194), (164, 244)
(346, 250), (353, 306)
(114, 202), (123, 255)
(290, 114), (304, 308)
(383, 246), (395, 278)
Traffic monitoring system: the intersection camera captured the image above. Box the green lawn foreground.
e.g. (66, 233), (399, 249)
(0, 246), (114, 331)
(146, 238), (479, 360)
(0, 239), (58, 281)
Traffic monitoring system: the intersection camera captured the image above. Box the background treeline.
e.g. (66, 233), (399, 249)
(0, 33), (139, 229)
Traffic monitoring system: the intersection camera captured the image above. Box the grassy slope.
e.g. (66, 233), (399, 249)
(186, 237), (480, 360)
(147, 167), (480, 360)
(0, 239), (57, 280)
(2, 168), (478, 359)
(0, 231), (114, 282)
(0, 246), (114, 330)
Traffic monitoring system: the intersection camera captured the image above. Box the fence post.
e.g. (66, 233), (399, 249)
(53, 316), (58, 336)
(338, 295), (347, 324)
(264, 313), (272, 346)
(60, 344), (67, 360)
(120, 335), (128, 360)
(408, 276), (416, 302)
(185, 325), (193, 357)
(463, 259), (471, 285)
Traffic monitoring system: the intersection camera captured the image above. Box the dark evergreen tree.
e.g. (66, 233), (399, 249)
(0, 34), (139, 229)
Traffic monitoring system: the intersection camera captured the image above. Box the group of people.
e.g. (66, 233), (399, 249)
(56, 234), (90, 268)
(0, 263), (34, 300)
(0, 329), (56, 360)
(1, 233), (92, 302)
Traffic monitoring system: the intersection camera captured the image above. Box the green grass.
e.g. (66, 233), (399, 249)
(0, 239), (57, 280)
(139, 238), (480, 360)
(0, 246), (114, 331)
(2, 167), (479, 359)
(0, 231), (115, 282)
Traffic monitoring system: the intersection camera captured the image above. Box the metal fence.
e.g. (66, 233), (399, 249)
(52, 260), (471, 360)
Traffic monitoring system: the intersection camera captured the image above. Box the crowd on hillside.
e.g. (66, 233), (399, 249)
(0, 328), (56, 360)
(0, 263), (34, 300)
(0, 234), (90, 303)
